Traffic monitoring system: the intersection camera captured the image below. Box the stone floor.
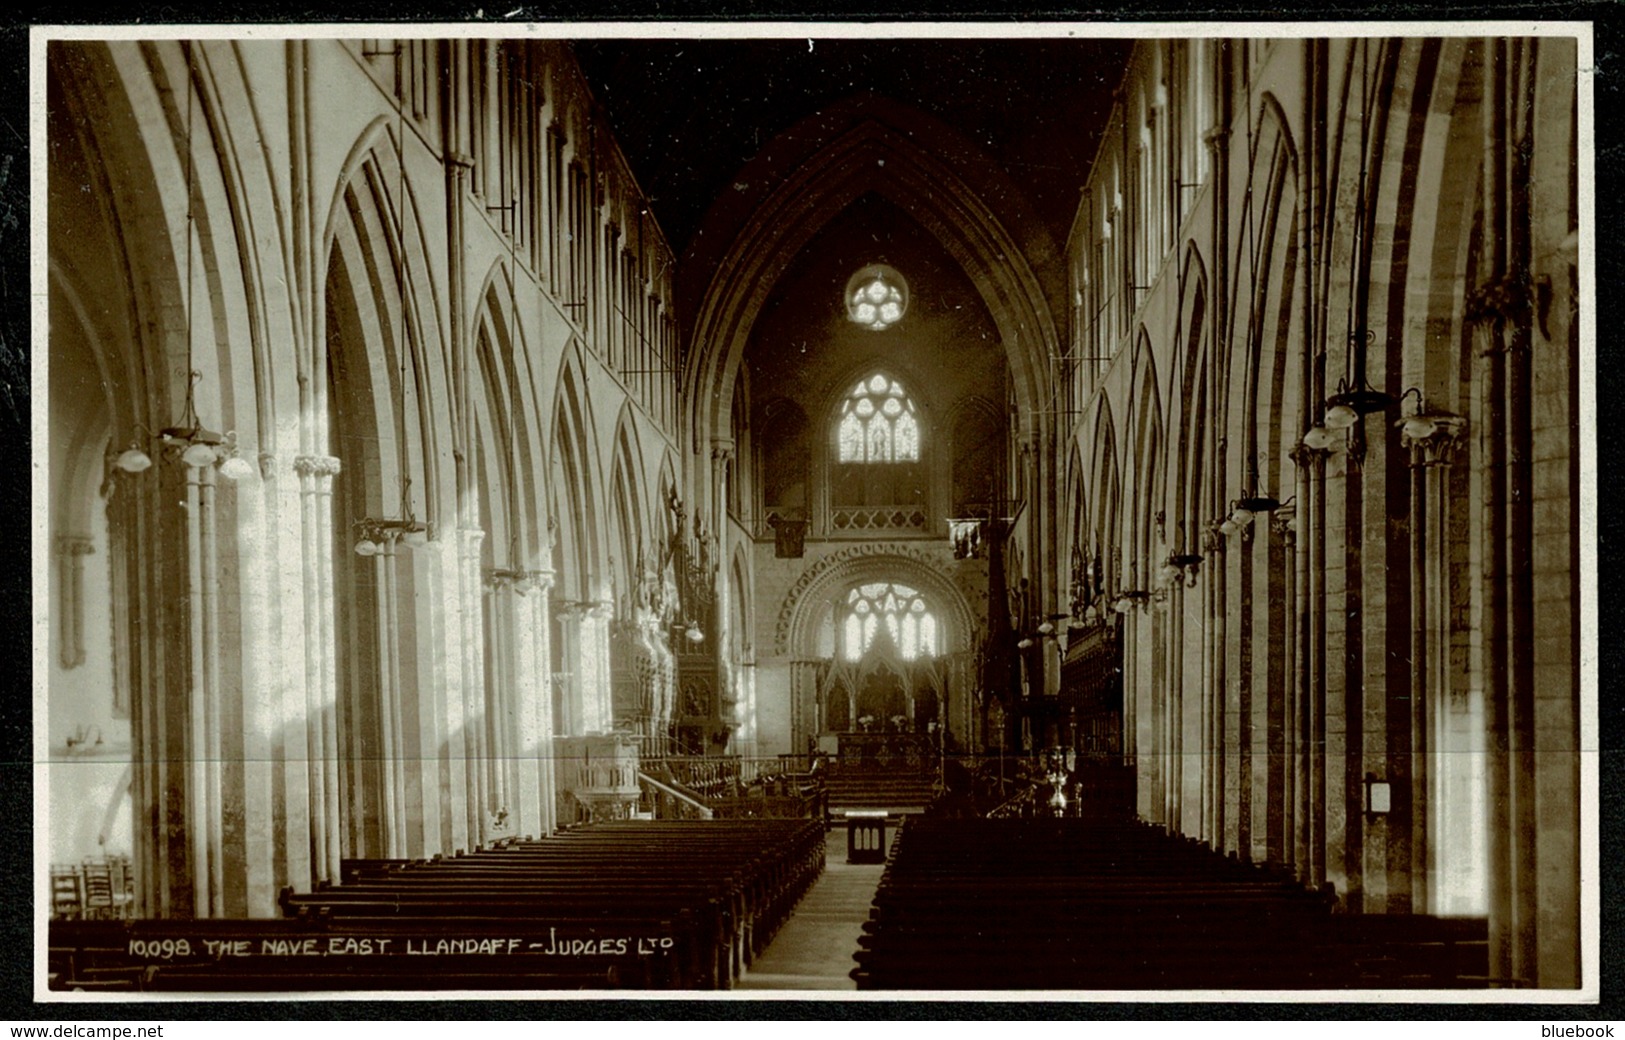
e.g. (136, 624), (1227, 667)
(735, 825), (894, 990)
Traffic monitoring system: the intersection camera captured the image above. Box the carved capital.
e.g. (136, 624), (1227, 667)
(1269, 504), (1298, 538)
(557, 597), (613, 622)
(485, 565), (550, 592)
(1203, 126), (1231, 153)
(1289, 443), (1332, 469)
(293, 454), (342, 478)
(1465, 273), (1533, 326)
(1399, 414), (1467, 468)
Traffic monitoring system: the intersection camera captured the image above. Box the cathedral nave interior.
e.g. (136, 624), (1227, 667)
(41, 30), (1591, 994)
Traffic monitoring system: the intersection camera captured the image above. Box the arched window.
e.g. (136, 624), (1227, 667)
(837, 373), (920, 464)
(841, 581), (938, 662)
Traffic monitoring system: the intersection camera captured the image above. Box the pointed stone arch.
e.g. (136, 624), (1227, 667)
(48, 39), (308, 918)
(1128, 331), (1164, 583)
(548, 341), (613, 736)
(685, 97), (1062, 457)
(1087, 397), (1121, 598)
(1170, 244), (1212, 557)
(549, 341), (605, 602)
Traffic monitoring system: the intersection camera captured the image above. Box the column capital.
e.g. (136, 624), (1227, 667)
(1465, 273), (1533, 326)
(293, 454), (342, 478)
(1269, 503), (1298, 537)
(1400, 414), (1467, 468)
(1289, 442), (1332, 469)
(488, 568), (555, 593)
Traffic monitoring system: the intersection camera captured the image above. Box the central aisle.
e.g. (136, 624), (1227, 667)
(735, 827), (894, 990)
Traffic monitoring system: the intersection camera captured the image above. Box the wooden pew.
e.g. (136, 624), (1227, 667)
(51, 818), (825, 993)
(49, 917), (682, 992)
(851, 817), (1343, 990)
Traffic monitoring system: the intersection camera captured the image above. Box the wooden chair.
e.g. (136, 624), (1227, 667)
(107, 856), (134, 917)
(50, 865), (82, 920)
(80, 860), (114, 920)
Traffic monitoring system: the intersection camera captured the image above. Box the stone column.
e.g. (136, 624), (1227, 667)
(457, 526), (487, 848)
(294, 454), (343, 879)
(496, 567), (555, 839)
(1270, 503), (1298, 871)
(1288, 443), (1328, 885)
(54, 535), (94, 670)
(1200, 523), (1225, 846)
(180, 446), (222, 917)
(1401, 413), (1467, 914)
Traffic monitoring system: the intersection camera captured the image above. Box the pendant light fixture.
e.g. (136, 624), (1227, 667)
(1218, 89), (1293, 537)
(114, 43), (251, 482)
(164, 43), (222, 471)
(1311, 41), (1392, 456)
(113, 440), (154, 474)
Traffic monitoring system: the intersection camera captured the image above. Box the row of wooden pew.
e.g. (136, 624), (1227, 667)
(49, 819), (825, 992)
(853, 817), (1343, 990)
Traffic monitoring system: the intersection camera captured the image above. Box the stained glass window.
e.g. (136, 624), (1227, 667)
(844, 265), (908, 331)
(841, 582), (938, 661)
(837, 374), (920, 464)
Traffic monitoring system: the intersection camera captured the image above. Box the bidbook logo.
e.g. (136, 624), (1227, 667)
(1542, 1028), (1615, 1037)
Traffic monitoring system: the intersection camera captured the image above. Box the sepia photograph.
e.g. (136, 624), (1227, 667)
(33, 21), (1598, 1001)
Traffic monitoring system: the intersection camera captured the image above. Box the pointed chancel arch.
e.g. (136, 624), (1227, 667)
(684, 96), (1063, 460)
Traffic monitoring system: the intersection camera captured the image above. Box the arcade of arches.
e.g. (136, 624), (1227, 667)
(43, 35), (1590, 988)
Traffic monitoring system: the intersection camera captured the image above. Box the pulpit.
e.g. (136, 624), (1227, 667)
(556, 733), (641, 823)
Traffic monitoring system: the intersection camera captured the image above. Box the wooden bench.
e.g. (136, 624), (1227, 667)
(49, 917), (681, 992)
(51, 818), (825, 992)
(851, 817), (1344, 990)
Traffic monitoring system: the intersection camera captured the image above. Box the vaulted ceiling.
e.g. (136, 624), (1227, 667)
(571, 36), (1133, 254)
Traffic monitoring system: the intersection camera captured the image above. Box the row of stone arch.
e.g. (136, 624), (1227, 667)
(47, 39), (727, 918)
(1059, 39), (1579, 983)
